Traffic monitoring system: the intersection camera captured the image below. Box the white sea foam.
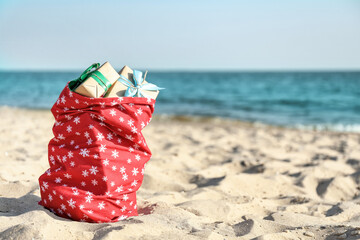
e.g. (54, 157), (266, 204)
(294, 123), (360, 133)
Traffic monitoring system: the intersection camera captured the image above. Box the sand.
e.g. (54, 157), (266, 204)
(1, 106), (360, 240)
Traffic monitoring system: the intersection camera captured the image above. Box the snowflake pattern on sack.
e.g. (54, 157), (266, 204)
(38, 83), (155, 223)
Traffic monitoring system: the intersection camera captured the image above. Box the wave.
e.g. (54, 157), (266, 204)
(294, 123), (360, 133)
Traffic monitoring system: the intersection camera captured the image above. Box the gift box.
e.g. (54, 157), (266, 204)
(70, 62), (120, 98)
(104, 65), (161, 99)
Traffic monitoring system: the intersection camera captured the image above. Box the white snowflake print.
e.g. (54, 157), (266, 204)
(79, 148), (90, 157)
(122, 173), (128, 181)
(110, 181), (115, 187)
(70, 161), (75, 167)
(60, 95), (66, 104)
(89, 166), (99, 175)
(42, 181), (49, 189)
(79, 204), (85, 210)
(58, 134), (65, 140)
(129, 147), (134, 153)
(85, 195), (93, 203)
(48, 194), (53, 201)
(137, 108), (143, 115)
(111, 150), (119, 158)
(109, 109), (116, 116)
(84, 131), (90, 138)
(132, 168), (139, 176)
(98, 115), (105, 121)
(125, 135), (134, 141)
(68, 151), (73, 158)
(66, 125), (72, 133)
(99, 144), (107, 152)
(123, 194), (129, 201)
(111, 165), (117, 171)
(68, 198), (76, 209)
(115, 186), (123, 193)
(135, 154), (141, 161)
(73, 116), (80, 124)
(61, 204), (66, 211)
(81, 181), (86, 186)
(64, 173), (72, 179)
(88, 124), (94, 129)
(107, 133), (113, 140)
(87, 138), (93, 145)
(102, 176), (108, 182)
(55, 177), (62, 183)
(131, 126), (138, 134)
(119, 117), (124, 122)
(82, 170), (89, 177)
(131, 180), (138, 187)
(91, 179), (98, 186)
(120, 166), (126, 174)
(98, 201), (105, 210)
(127, 119), (134, 126)
(102, 159), (109, 166)
(96, 133), (104, 141)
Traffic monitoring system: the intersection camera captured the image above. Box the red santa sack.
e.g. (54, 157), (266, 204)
(38, 82), (155, 223)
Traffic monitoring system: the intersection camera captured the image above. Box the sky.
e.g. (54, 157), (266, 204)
(0, 0), (360, 71)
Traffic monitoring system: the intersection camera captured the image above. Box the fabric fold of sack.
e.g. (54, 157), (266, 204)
(38, 83), (155, 223)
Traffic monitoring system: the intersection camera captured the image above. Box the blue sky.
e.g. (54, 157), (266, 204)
(0, 0), (360, 71)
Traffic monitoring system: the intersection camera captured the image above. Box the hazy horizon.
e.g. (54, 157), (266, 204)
(1, 68), (360, 72)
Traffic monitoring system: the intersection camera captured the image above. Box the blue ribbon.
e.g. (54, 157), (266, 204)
(118, 70), (164, 98)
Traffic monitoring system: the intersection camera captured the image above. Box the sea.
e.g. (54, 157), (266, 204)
(0, 71), (359, 132)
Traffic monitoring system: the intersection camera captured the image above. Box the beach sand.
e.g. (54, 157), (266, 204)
(1, 106), (360, 240)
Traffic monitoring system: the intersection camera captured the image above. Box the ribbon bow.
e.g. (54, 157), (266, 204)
(118, 70), (164, 98)
(69, 63), (111, 93)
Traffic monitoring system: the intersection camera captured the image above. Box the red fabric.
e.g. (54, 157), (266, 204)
(38, 83), (155, 223)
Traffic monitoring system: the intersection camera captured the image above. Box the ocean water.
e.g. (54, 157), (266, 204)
(0, 71), (359, 132)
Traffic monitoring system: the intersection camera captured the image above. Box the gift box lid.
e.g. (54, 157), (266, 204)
(105, 65), (160, 99)
(74, 62), (119, 98)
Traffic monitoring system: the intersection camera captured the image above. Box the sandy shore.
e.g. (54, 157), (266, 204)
(1, 106), (360, 239)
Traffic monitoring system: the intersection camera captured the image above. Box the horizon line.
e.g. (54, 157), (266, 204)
(1, 68), (360, 73)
